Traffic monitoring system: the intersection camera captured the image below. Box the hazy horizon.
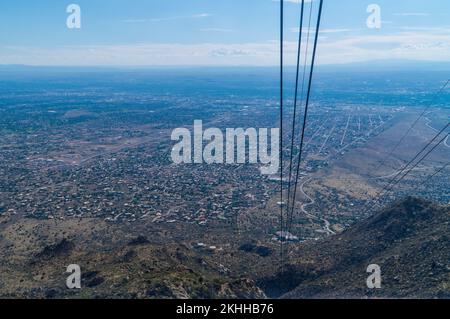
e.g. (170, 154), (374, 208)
(2, 59), (450, 70)
(1, 0), (450, 66)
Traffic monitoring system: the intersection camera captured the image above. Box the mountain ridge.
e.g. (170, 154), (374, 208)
(263, 197), (450, 299)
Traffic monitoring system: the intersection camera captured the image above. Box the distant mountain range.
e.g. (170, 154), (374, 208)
(317, 59), (450, 73)
(260, 197), (450, 299)
(1, 60), (450, 73)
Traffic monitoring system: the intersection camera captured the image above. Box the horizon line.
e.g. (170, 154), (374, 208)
(2, 59), (450, 69)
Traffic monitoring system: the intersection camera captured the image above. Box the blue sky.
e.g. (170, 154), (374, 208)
(1, 0), (450, 66)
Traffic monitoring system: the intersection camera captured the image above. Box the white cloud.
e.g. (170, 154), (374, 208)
(2, 30), (450, 66)
(123, 13), (211, 23)
(200, 28), (234, 33)
(400, 26), (450, 33)
(316, 31), (450, 64)
(290, 28), (352, 34)
(394, 13), (429, 17)
(0, 42), (280, 66)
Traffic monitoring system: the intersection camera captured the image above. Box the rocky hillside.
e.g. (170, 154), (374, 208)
(0, 216), (266, 299)
(260, 197), (450, 299)
(1, 197), (448, 299)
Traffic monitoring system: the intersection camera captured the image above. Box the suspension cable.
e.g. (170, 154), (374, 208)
(286, 0), (306, 235)
(287, 0), (324, 234)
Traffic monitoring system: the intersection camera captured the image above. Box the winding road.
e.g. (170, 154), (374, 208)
(299, 178), (336, 235)
(425, 117), (450, 149)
